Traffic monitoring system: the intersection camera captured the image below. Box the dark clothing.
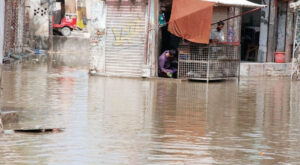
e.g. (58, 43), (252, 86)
(161, 27), (180, 53)
(158, 51), (178, 78)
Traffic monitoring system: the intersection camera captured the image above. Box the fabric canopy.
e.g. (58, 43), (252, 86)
(168, 0), (215, 44)
(202, 0), (266, 8)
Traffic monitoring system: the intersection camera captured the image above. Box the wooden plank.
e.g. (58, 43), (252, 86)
(276, 1), (287, 52)
(65, 0), (77, 14)
(258, 0), (270, 62)
(267, 0), (277, 62)
(285, 1), (294, 62)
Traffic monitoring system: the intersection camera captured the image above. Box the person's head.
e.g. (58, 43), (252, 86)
(160, 6), (166, 13)
(217, 21), (225, 31)
(166, 49), (178, 59)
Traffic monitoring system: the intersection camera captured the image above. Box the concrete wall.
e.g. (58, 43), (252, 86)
(65, 0), (77, 14)
(51, 35), (90, 67)
(27, 0), (50, 49)
(240, 63), (292, 77)
(86, 0), (106, 73)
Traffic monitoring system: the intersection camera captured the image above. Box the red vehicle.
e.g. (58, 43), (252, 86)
(52, 15), (77, 36)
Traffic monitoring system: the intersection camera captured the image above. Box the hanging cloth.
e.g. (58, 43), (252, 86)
(168, 0), (216, 44)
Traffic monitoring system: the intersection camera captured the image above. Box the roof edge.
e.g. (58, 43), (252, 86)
(202, 0), (267, 8)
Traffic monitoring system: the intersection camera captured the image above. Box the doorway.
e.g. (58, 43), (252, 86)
(241, 0), (261, 62)
(159, 0), (181, 54)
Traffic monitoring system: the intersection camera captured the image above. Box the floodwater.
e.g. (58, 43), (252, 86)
(1, 59), (300, 165)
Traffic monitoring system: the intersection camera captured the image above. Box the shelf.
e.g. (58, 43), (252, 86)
(189, 77), (237, 81)
(179, 59), (240, 64)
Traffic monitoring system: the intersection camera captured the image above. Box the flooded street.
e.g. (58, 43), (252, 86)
(1, 60), (300, 164)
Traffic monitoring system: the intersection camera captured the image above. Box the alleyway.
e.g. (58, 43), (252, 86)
(0, 58), (300, 164)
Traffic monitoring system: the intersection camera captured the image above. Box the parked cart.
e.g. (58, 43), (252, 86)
(178, 42), (240, 81)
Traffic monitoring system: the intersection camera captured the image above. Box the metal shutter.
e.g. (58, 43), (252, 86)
(105, 3), (147, 77)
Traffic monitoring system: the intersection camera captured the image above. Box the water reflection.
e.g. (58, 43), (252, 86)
(1, 62), (300, 164)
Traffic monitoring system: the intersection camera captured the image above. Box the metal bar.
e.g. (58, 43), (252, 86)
(291, 11), (299, 79)
(207, 45), (211, 83)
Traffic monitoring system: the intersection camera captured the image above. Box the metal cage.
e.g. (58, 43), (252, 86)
(178, 43), (240, 81)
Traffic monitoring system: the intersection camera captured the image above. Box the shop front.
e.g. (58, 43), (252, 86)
(155, 0), (265, 81)
(105, 0), (148, 77)
(88, 0), (264, 79)
(88, 0), (149, 77)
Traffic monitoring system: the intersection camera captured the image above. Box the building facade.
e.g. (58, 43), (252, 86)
(242, 0), (295, 63)
(88, 0), (244, 78)
(2, 0), (296, 77)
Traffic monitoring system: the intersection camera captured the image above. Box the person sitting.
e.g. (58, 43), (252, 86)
(158, 49), (178, 78)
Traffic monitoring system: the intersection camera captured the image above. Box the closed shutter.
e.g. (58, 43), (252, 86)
(105, 2), (147, 77)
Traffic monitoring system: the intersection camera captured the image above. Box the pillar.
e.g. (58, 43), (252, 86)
(86, 0), (106, 74)
(276, 0), (287, 52)
(267, 0), (277, 62)
(285, 1), (294, 63)
(258, 0), (270, 62)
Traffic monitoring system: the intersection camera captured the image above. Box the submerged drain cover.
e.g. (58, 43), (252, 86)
(13, 128), (64, 133)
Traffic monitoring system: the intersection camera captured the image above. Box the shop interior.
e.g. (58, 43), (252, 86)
(240, 0), (261, 62)
(159, 0), (180, 54)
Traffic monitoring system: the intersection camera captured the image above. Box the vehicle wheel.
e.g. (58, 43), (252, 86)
(61, 27), (71, 36)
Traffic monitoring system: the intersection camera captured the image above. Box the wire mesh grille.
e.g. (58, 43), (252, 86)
(178, 43), (240, 80)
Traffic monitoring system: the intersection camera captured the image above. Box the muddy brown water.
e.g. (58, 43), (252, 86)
(1, 61), (300, 164)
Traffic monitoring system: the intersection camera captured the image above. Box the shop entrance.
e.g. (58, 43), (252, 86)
(159, 0), (180, 54)
(156, 1), (241, 81)
(157, 0), (180, 78)
(241, 0), (261, 62)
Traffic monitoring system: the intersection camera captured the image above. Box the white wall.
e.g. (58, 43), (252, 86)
(87, 0), (106, 73)
(0, 0), (5, 64)
(29, 0), (49, 37)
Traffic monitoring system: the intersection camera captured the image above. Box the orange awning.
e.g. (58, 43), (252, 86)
(168, 0), (215, 44)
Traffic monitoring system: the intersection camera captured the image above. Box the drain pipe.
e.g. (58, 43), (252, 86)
(144, 0), (152, 65)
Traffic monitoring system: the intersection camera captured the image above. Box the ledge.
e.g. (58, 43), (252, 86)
(240, 63), (292, 77)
